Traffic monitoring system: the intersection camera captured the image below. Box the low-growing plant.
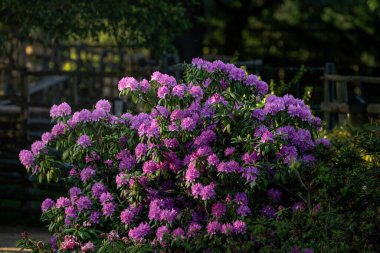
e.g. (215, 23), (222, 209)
(17, 58), (347, 253)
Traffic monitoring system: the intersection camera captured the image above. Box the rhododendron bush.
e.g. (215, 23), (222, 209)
(18, 58), (330, 252)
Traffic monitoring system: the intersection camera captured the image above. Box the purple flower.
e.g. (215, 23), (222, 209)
(189, 85), (203, 98)
(128, 222), (151, 242)
(99, 192), (113, 203)
(160, 209), (178, 224)
(168, 122), (179, 132)
(50, 236), (57, 251)
(241, 152), (258, 164)
(185, 166), (200, 183)
(118, 77), (139, 91)
(104, 159), (113, 166)
(121, 206), (138, 224)
(139, 79), (150, 93)
(81, 241), (95, 252)
(76, 196), (92, 211)
(91, 182), (106, 199)
(56, 197), (70, 208)
(261, 205), (277, 219)
(194, 130), (216, 147)
(172, 84), (186, 98)
(116, 150), (136, 171)
(253, 109), (266, 121)
(315, 138), (331, 148)
(135, 143), (147, 158)
(77, 135), (92, 148)
(292, 202), (306, 213)
(181, 117), (196, 131)
(207, 154), (220, 166)
(304, 248), (314, 253)
(212, 202), (226, 218)
(31, 141), (46, 155)
(61, 235), (79, 250)
(151, 71), (176, 87)
(234, 192), (249, 205)
(217, 161), (241, 173)
(264, 95), (286, 115)
(41, 132), (53, 144)
(80, 167), (95, 182)
(207, 221), (221, 235)
(72, 109), (92, 124)
(102, 202), (117, 217)
(257, 80), (268, 95)
(290, 246), (301, 253)
(95, 99), (111, 113)
(172, 228), (185, 238)
(164, 138), (179, 149)
(89, 211), (101, 224)
(116, 172), (128, 188)
(302, 154), (315, 163)
(267, 188), (282, 203)
(242, 166), (258, 182)
(224, 147), (236, 156)
(188, 222), (201, 237)
(280, 145), (298, 166)
(19, 150), (34, 167)
(51, 122), (66, 137)
(50, 102), (71, 118)
(221, 223), (234, 235)
(69, 187), (82, 200)
(91, 108), (107, 121)
(313, 203), (322, 213)
(41, 198), (55, 212)
(200, 183), (216, 201)
(157, 86), (170, 99)
(156, 226), (170, 241)
(142, 160), (159, 175)
(228, 67), (246, 81)
(170, 109), (184, 121)
(237, 205), (251, 216)
(232, 220), (246, 234)
(191, 183), (203, 198)
(203, 78), (212, 88)
(65, 206), (77, 218)
(245, 74), (259, 86)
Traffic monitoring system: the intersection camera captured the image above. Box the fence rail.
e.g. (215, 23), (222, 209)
(321, 74), (380, 127)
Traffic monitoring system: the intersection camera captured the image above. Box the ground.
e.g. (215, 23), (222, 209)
(0, 226), (50, 251)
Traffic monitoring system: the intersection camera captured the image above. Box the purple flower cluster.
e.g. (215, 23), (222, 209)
(17, 58), (330, 250)
(128, 222), (151, 242)
(191, 58), (268, 95)
(77, 134), (92, 148)
(41, 198), (55, 212)
(19, 150), (34, 167)
(50, 102), (72, 118)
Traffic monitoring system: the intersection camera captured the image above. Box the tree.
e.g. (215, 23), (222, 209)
(0, 0), (194, 69)
(199, 0), (380, 74)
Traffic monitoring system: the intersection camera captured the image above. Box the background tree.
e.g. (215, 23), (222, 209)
(197, 0), (380, 74)
(0, 0), (194, 69)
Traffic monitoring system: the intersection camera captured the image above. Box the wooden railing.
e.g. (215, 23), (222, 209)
(321, 74), (380, 128)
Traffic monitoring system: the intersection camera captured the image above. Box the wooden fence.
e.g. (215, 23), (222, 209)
(321, 74), (380, 128)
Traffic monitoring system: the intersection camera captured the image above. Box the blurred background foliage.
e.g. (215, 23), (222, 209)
(1, 0), (379, 75)
(199, 0), (380, 74)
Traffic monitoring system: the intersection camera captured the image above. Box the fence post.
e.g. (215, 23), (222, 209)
(19, 67), (30, 140)
(336, 79), (348, 124)
(323, 63), (336, 130)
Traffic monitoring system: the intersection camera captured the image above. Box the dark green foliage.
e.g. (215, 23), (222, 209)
(0, 0), (194, 56)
